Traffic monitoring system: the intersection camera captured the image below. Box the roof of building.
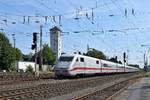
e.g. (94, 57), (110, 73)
(50, 26), (61, 32)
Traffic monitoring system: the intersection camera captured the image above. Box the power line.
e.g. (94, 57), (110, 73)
(0, 1), (118, 17)
(109, 0), (144, 55)
(0, 1), (25, 15)
(34, 0), (59, 14)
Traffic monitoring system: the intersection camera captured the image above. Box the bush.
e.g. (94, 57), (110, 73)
(26, 65), (33, 73)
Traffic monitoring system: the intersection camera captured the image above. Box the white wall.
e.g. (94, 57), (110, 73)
(17, 61), (37, 72)
(17, 61), (51, 72)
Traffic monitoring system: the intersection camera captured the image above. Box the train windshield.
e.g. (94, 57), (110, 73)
(59, 56), (74, 62)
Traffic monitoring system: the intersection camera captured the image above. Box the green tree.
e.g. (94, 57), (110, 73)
(118, 60), (122, 64)
(109, 57), (117, 63)
(0, 32), (16, 71)
(26, 44), (56, 68)
(14, 48), (22, 61)
(108, 56), (122, 64)
(86, 49), (106, 60)
(23, 53), (33, 61)
(42, 44), (56, 65)
(128, 64), (139, 68)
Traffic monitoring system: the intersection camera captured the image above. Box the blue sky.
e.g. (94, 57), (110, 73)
(0, 0), (150, 67)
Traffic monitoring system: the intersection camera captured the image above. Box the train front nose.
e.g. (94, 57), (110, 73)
(55, 68), (70, 76)
(54, 56), (74, 76)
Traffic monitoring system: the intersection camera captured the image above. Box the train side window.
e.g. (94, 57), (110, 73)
(80, 58), (84, 62)
(76, 58), (78, 62)
(96, 61), (99, 64)
(103, 63), (109, 67)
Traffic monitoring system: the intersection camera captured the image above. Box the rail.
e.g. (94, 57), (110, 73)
(74, 75), (142, 100)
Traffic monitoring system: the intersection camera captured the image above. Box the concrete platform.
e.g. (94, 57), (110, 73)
(115, 77), (150, 100)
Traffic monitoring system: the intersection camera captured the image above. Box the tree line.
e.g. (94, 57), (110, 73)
(0, 32), (56, 71)
(0, 32), (22, 71)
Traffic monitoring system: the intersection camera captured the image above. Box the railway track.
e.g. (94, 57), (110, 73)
(0, 73), (141, 100)
(0, 72), (54, 85)
(74, 75), (142, 100)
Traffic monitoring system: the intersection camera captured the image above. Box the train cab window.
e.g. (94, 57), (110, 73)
(59, 56), (74, 61)
(96, 61), (99, 64)
(80, 58), (84, 62)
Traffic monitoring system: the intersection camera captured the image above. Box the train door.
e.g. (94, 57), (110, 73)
(116, 63), (118, 73)
(96, 60), (101, 74)
(73, 57), (80, 75)
(80, 57), (85, 75)
(100, 60), (102, 73)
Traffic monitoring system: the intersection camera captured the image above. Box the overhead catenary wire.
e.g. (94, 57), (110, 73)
(34, 0), (59, 14)
(0, 1), (25, 16)
(0, 0), (119, 17)
(0, 1), (149, 55)
(0, 0), (123, 30)
(115, 0), (142, 45)
(110, 0), (145, 63)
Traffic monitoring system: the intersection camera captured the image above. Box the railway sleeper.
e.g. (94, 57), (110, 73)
(74, 77), (140, 100)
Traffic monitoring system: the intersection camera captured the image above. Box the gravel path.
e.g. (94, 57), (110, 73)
(113, 77), (149, 100)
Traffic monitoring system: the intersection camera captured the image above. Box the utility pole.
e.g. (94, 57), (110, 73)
(126, 49), (129, 65)
(35, 42), (37, 76)
(123, 52), (126, 72)
(143, 53), (148, 70)
(141, 44), (150, 69)
(144, 53), (146, 66)
(12, 33), (16, 48)
(12, 33), (17, 71)
(87, 44), (89, 52)
(39, 25), (43, 71)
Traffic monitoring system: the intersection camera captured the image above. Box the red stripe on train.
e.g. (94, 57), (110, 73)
(70, 67), (124, 71)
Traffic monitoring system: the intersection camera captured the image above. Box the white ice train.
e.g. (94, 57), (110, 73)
(54, 54), (139, 77)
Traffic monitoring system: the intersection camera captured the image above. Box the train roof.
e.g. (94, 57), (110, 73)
(60, 54), (139, 69)
(61, 54), (99, 59)
(61, 54), (117, 64)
